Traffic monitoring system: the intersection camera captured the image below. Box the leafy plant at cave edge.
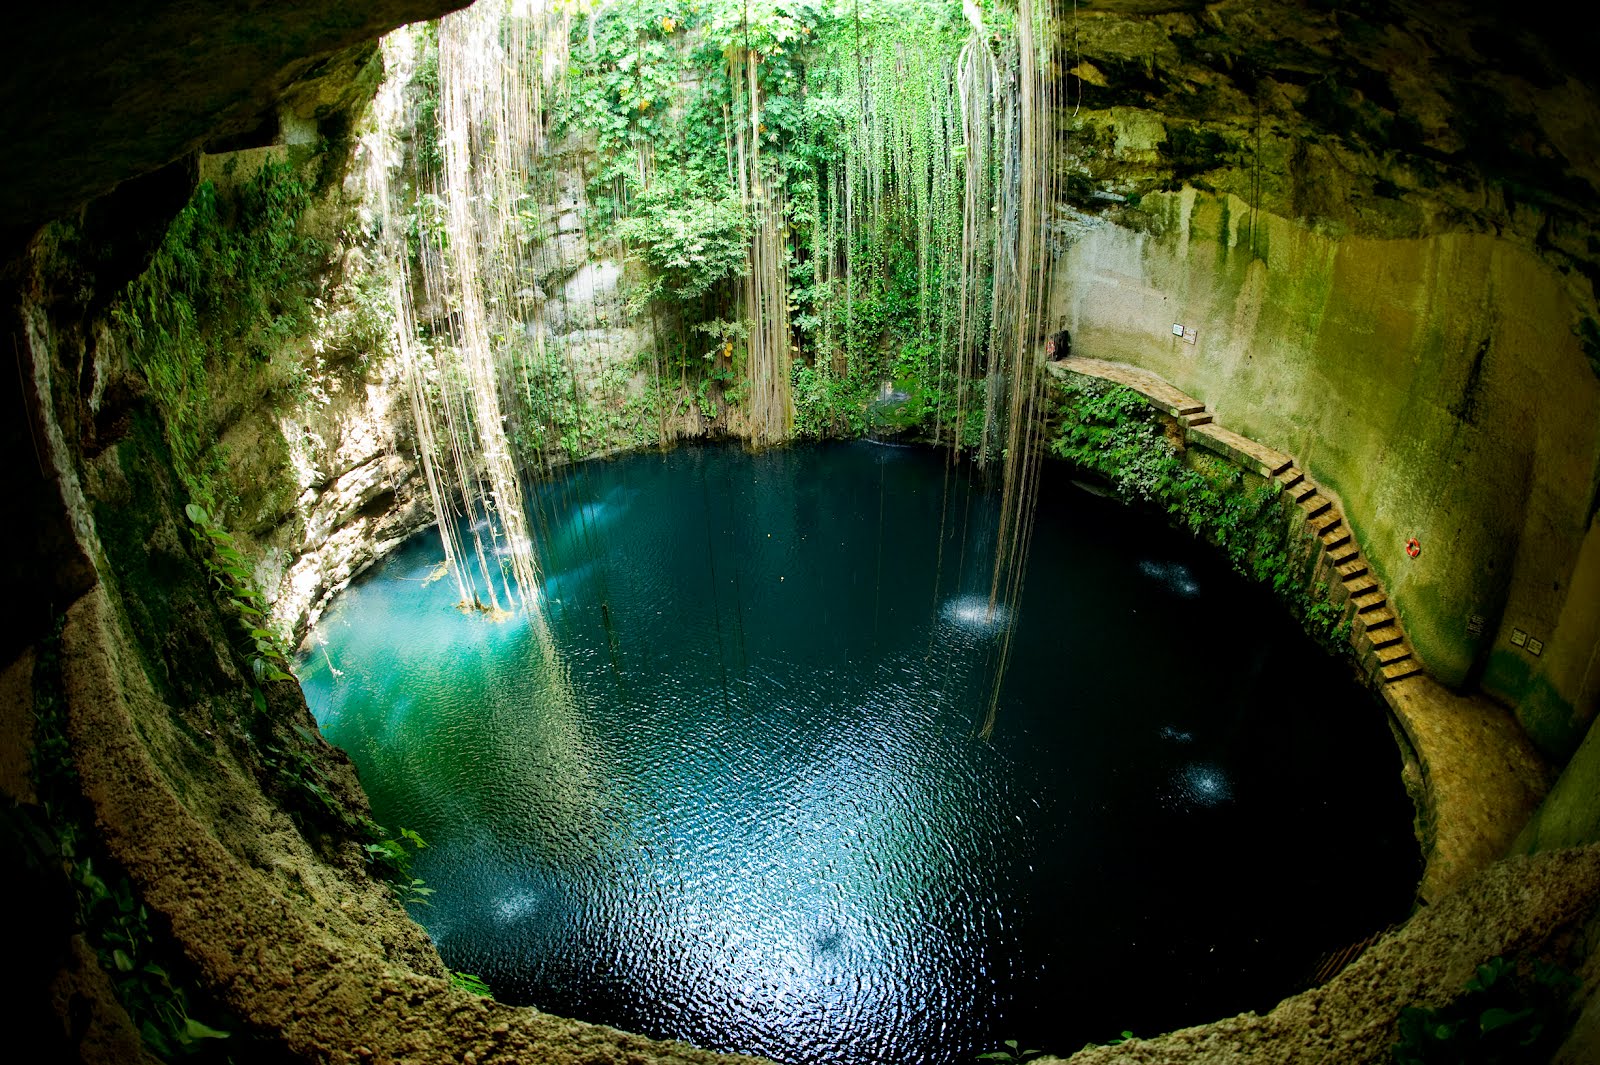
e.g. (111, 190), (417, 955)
(364, 824), (436, 908)
(183, 503), (294, 688)
(30, 620), (235, 1060)
(1392, 955), (1578, 1064)
(978, 1039), (1042, 1063)
(450, 971), (493, 997)
(1050, 380), (1351, 652)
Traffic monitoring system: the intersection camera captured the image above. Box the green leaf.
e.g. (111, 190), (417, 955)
(183, 1017), (231, 1041)
(185, 503), (209, 524)
(112, 948), (134, 972)
(450, 970), (493, 997)
(1479, 1006), (1532, 1033)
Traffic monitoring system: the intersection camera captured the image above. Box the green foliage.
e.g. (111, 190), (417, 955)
(978, 1039), (1042, 1063)
(411, 27), (445, 177)
(182, 503), (293, 686)
(1051, 380), (1350, 651)
(450, 970), (494, 997)
(614, 180), (751, 302)
(551, 0), (980, 446)
(364, 824), (436, 908)
(791, 360), (871, 438)
(113, 163), (323, 505)
(29, 621), (236, 1061)
(1393, 955), (1579, 1065)
(504, 338), (663, 460)
(1079, 1029), (1135, 1051)
(77, 860), (234, 1057)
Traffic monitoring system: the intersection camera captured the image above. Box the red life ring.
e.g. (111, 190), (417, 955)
(1405, 538), (1421, 559)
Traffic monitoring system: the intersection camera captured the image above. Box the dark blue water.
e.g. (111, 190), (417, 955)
(301, 442), (1418, 1063)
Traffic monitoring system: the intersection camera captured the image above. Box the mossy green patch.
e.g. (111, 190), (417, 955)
(1514, 674), (1583, 764)
(1049, 376), (1350, 651)
(1515, 715), (1600, 853)
(1483, 647), (1533, 706)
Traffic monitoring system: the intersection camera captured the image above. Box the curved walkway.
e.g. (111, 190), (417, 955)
(1047, 356), (1551, 905)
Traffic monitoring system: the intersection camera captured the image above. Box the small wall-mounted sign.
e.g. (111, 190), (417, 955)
(1511, 628), (1528, 647)
(1466, 613), (1485, 636)
(1527, 638), (1544, 657)
(1172, 323), (1185, 337)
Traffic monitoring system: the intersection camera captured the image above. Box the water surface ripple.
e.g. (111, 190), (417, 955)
(302, 443), (1418, 1064)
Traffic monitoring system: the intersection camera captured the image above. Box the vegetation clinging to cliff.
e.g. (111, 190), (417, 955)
(113, 163), (323, 510)
(1050, 379), (1348, 649)
(547, 0), (1018, 440)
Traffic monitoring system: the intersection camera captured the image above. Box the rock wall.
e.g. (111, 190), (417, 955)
(6, 1), (1600, 1062)
(1046, 0), (1600, 770)
(1052, 190), (1600, 761)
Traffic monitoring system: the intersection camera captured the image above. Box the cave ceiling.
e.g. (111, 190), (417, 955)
(2, 1), (1595, 265)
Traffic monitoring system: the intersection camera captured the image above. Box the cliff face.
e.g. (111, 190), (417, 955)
(4, 2), (1600, 1063)
(1044, 0), (1600, 765)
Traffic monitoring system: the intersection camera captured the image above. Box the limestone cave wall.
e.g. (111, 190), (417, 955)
(1045, 0), (1600, 771)
(5, 2), (1600, 1064)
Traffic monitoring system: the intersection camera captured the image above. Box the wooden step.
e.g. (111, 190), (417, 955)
(1382, 660), (1422, 682)
(1357, 606), (1396, 629)
(1277, 467), (1305, 491)
(1326, 540), (1359, 564)
(1290, 480), (1318, 503)
(1375, 642), (1412, 665)
(1364, 624), (1403, 650)
(1321, 527), (1352, 551)
(1300, 495), (1333, 519)
(1335, 558), (1369, 580)
(1353, 591), (1388, 613)
(1184, 411), (1214, 427)
(1343, 574), (1378, 597)
(1308, 511), (1343, 536)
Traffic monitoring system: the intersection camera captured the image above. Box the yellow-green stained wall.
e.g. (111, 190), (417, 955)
(1054, 189), (1600, 763)
(1516, 714), (1600, 852)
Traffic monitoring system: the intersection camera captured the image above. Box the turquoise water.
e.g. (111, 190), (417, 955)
(301, 442), (1418, 1063)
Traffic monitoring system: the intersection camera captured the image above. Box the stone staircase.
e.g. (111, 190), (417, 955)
(1274, 465), (1421, 682)
(1051, 357), (1421, 684)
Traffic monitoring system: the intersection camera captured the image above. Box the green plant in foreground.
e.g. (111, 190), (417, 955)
(78, 858), (233, 1057)
(364, 824), (436, 907)
(31, 620), (234, 1060)
(450, 971), (493, 997)
(979, 1039), (1042, 1063)
(183, 502), (294, 685)
(1392, 955), (1578, 1064)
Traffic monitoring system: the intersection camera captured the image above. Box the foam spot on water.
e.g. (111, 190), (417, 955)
(1158, 725), (1195, 744)
(940, 595), (1012, 636)
(492, 889), (547, 924)
(1138, 559), (1201, 599)
(1166, 761), (1233, 810)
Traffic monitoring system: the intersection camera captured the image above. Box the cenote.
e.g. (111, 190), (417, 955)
(300, 442), (1419, 1064)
